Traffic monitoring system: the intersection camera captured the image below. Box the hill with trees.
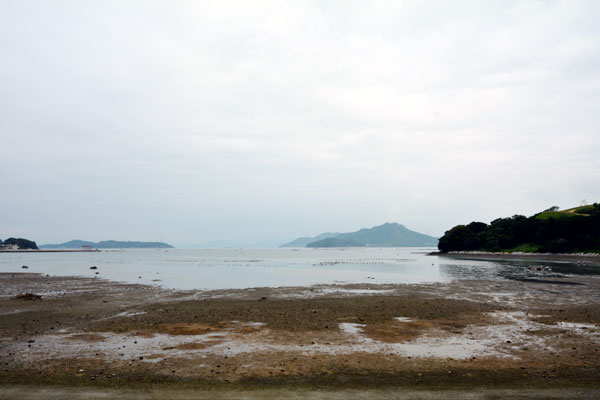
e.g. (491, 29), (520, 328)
(438, 204), (600, 253)
(290, 223), (438, 248)
(306, 237), (364, 248)
(0, 237), (38, 250)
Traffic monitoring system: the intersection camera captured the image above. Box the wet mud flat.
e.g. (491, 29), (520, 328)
(1, 273), (600, 398)
(437, 251), (600, 265)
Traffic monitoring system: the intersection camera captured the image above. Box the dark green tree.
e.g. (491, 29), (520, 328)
(4, 238), (38, 250)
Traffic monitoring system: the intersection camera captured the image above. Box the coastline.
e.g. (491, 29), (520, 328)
(0, 249), (101, 253)
(1, 272), (599, 396)
(431, 251), (600, 264)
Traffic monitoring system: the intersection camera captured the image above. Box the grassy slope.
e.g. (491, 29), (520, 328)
(535, 205), (592, 220)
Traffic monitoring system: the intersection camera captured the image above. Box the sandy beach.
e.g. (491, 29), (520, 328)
(1, 272), (600, 398)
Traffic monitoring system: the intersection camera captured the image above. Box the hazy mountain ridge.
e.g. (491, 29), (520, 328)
(280, 232), (341, 248)
(40, 240), (174, 249)
(182, 239), (282, 249)
(284, 223), (438, 248)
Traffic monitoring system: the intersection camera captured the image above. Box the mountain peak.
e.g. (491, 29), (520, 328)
(283, 223), (437, 248)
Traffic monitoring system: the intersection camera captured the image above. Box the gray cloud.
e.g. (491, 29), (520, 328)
(1, 1), (599, 246)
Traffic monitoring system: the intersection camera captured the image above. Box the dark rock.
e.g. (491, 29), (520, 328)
(16, 293), (41, 300)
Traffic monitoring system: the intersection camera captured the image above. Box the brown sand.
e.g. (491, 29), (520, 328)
(1, 272), (600, 393)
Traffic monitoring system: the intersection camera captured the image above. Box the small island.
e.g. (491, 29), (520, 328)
(39, 240), (174, 249)
(0, 238), (38, 251)
(1, 238), (174, 252)
(283, 222), (438, 248)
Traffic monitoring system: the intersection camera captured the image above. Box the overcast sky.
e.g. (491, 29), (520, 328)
(1, 0), (599, 247)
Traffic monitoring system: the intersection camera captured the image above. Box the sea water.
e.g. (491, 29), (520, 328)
(0, 247), (596, 290)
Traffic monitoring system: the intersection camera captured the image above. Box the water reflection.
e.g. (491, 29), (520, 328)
(0, 248), (598, 290)
(439, 257), (600, 282)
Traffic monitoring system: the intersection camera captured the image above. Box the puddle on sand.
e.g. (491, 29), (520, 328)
(319, 288), (395, 295)
(337, 322), (493, 359)
(114, 311), (147, 318)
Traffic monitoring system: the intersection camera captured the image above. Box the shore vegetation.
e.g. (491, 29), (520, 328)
(438, 204), (600, 253)
(0, 238), (38, 250)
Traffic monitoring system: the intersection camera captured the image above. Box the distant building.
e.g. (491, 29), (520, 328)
(81, 245), (93, 251)
(0, 244), (19, 250)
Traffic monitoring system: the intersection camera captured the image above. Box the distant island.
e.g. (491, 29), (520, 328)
(40, 240), (174, 249)
(282, 223), (438, 248)
(0, 237), (38, 250)
(438, 203), (600, 253)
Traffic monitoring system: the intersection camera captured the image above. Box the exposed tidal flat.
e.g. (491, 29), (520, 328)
(1, 248), (600, 398)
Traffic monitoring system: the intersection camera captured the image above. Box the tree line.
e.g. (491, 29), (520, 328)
(438, 204), (600, 253)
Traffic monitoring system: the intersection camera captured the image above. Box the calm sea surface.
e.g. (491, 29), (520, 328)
(0, 248), (596, 290)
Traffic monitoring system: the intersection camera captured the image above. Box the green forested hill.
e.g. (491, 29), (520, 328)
(438, 204), (600, 253)
(0, 238), (38, 250)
